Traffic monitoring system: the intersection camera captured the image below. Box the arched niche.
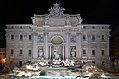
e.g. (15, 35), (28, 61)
(50, 35), (64, 45)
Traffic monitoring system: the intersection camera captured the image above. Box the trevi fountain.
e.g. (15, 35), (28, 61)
(1, 3), (119, 79)
(0, 54), (119, 79)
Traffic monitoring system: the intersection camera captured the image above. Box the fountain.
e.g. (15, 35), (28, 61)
(1, 56), (119, 79)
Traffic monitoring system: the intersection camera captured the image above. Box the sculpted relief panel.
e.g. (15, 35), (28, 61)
(70, 35), (77, 43)
(38, 34), (44, 43)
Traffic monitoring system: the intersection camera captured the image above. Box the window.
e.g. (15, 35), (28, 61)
(92, 61), (95, 64)
(83, 26), (86, 29)
(11, 35), (14, 40)
(3, 53), (6, 55)
(28, 50), (31, 56)
(83, 61), (86, 64)
(83, 35), (86, 40)
(101, 35), (104, 40)
(20, 50), (23, 56)
(101, 50), (105, 56)
(102, 27), (104, 29)
(20, 35), (23, 40)
(20, 26), (22, 29)
(28, 61), (31, 64)
(92, 50), (95, 56)
(11, 50), (14, 55)
(29, 35), (31, 40)
(83, 50), (86, 55)
(92, 26), (95, 29)
(102, 61), (105, 66)
(92, 35), (95, 40)
(19, 61), (22, 66)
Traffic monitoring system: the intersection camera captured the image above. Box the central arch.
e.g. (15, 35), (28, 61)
(49, 35), (65, 60)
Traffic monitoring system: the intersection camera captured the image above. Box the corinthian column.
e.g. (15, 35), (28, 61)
(77, 25), (83, 58)
(65, 25), (71, 59)
(33, 32), (38, 58)
(43, 25), (49, 59)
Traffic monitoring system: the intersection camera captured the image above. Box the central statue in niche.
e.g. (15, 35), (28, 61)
(52, 46), (61, 60)
(51, 46), (63, 66)
(51, 35), (63, 60)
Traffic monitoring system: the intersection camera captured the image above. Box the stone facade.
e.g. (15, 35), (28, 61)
(5, 3), (110, 68)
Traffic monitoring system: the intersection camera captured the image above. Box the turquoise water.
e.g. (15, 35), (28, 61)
(6, 76), (119, 79)
(7, 76), (76, 79)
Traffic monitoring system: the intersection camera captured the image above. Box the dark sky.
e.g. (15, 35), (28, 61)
(0, 0), (119, 47)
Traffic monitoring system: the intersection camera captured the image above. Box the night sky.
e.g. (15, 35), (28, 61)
(0, 0), (119, 47)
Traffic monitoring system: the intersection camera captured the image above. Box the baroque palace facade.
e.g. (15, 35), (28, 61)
(5, 3), (110, 68)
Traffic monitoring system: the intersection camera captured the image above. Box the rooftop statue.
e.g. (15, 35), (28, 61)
(77, 14), (83, 24)
(48, 3), (65, 16)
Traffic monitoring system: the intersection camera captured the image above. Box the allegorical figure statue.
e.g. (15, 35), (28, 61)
(77, 14), (82, 24)
(48, 3), (65, 16)
(38, 48), (43, 57)
(66, 15), (70, 25)
(71, 47), (76, 57)
(53, 47), (60, 60)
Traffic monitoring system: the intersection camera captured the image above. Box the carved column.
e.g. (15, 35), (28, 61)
(65, 34), (69, 59)
(43, 26), (49, 59)
(77, 25), (82, 58)
(65, 25), (71, 59)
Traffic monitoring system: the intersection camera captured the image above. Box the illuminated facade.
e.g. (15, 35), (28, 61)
(5, 3), (110, 68)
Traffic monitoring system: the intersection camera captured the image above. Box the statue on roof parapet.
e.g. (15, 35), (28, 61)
(48, 3), (65, 16)
(66, 14), (70, 25)
(77, 14), (83, 24)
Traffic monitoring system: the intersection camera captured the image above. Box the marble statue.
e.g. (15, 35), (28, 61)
(48, 3), (65, 16)
(66, 15), (70, 25)
(77, 14), (82, 24)
(54, 52), (60, 60)
(53, 47), (61, 60)
(38, 48), (43, 57)
(70, 46), (76, 57)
